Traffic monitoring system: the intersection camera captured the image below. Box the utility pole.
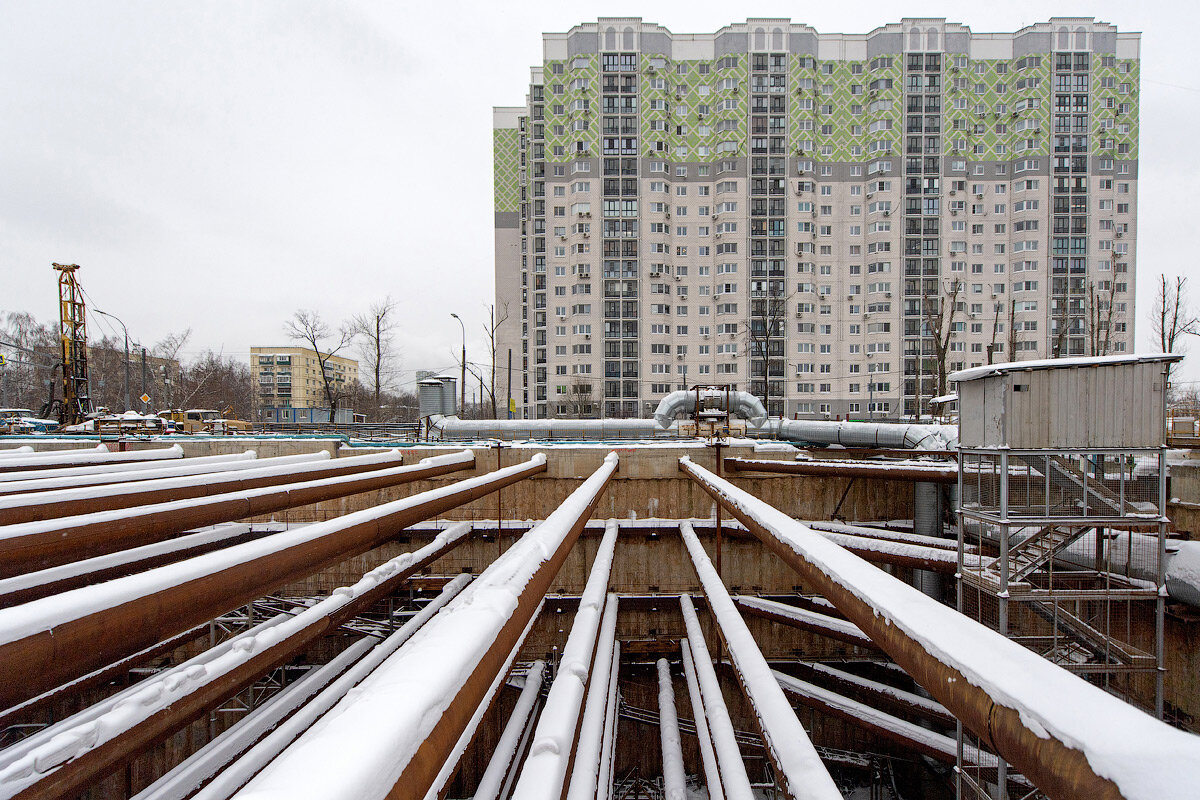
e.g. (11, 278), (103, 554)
(141, 348), (148, 411)
(450, 313), (466, 415)
(506, 348), (513, 420)
(94, 308), (131, 413)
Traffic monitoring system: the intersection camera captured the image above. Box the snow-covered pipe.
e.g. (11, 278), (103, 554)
(678, 596), (755, 800)
(653, 390), (767, 428)
(510, 521), (621, 800)
(0, 443), (104, 458)
(184, 573), (475, 800)
(680, 523), (842, 800)
(0, 451), (262, 484)
(678, 641), (724, 800)
(229, 453), (619, 800)
(564, 595), (620, 800)
(476, 660), (548, 800)
(0, 452), (322, 496)
(733, 596), (877, 651)
(681, 454), (1200, 800)
(655, 659), (687, 800)
(597, 642), (621, 800)
(797, 662), (954, 727)
(0, 527), (476, 797)
(0, 444), (183, 471)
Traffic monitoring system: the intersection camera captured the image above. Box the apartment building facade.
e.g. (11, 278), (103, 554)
(250, 346), (360, 423)
(494, 18), (1139, 420)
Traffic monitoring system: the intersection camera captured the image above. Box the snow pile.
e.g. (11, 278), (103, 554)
(680, 455), (1200, 800)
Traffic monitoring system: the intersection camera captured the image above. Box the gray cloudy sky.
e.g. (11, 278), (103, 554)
(2, 1), (1198, 390)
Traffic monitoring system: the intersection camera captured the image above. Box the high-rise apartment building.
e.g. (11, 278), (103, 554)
(494, 18), (1139, 420)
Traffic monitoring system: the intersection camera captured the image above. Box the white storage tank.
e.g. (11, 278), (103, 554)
(418, 379), (444, 418)
(437, 376), (458, 417)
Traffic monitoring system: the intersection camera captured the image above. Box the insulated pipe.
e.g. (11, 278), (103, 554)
(0, 450), (405, 524)
(679, 597), (755, 800)
(680, 523), (841, 800)
(0, 527), (479, 800)
(0, 452), (322, 496)
(0, 447), (35, 457)
(427, 414), (670, 441)
(229, 452), (619, 800)
(724, 457), (958, 483)
(510, 522), (621, 800)
(680, 455), (1200, 800)
(0, 451), (261, 484)
(679, 641), (724, 800)
(476, 661), (549, 800)
(759, 419), (956, 451)
(653, 390), (767, 428)
(171, 574), (476, 800)
(0, 444), (183, 472)
(732, 597), (878, 651)
(656, 659), (687, 800)
(565, 595), (620, 800)
(0, 456), (537, 711)
(0, 450), (476, 577)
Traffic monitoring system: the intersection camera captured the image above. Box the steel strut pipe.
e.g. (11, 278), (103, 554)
(0, 450), (476, 577)
(0, 528), (480, 800)
(0, 456), (541, 713)
(0, 445), (184, 472)
(229, 453), (619, 800)
(0, 451), (273, 494)
(475, 661), (548, 800)
(678, 639), (724, 800)
(732, 597), (879, 651)
(0, 450), (405, 524)
(724, 456), (959, 483)
(679, 456), (1200, 800)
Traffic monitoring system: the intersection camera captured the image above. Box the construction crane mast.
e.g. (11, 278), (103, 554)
(53, 262), (92, 425)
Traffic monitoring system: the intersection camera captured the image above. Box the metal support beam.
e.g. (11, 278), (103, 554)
(724, 457), (958, 483)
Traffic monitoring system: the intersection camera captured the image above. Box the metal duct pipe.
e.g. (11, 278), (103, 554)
(0, 452), (324, 496)
(0, 457), (540, 711)
(681, 455), (1200, 800)
(0, 450), (406, 524)
(759, 418), (956, 451)
(0, 528), (479, 800)
(0, 444), (184, 472)
(229, 453), (619, 800)
(912, 481), (946, 600)
(652, 390), (767, 428)
(680, 522), (842, 800)
(427, 414), (670, 441)
(0, 450), (475, 577)
(725, 457), (958, 483)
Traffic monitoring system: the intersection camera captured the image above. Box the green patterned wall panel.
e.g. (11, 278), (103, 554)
(493, 127), (521, 213)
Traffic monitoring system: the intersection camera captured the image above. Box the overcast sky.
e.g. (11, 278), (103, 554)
(2, 1), (1198, 392)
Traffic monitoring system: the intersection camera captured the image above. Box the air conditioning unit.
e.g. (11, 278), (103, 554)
(677, 353), (684, 359)
(885, 292), (892, 298)
(883, 211), (890, 217)
(579, 271), (590, 278)
(976, 193), (984, 199)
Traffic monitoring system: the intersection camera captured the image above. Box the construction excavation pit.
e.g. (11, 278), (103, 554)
(1, 358), (1200, 800)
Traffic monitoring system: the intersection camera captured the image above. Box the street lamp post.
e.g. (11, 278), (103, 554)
(94, 308), (131, 413)
(450, 313), (466, 415)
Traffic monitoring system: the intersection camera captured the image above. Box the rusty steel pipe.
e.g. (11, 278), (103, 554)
(0, 456), (544, 711)
(232, 453), (619, 800)
(3, 527), (479, 800)
(724, 456), (958, 483)
(733, 597), (879, 651)
(0, 451), (475, 578)
(0, 450), (406, 525)
(679, 455), (1200, 800)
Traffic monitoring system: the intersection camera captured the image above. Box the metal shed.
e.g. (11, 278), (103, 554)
(950, 354), (1181, 449)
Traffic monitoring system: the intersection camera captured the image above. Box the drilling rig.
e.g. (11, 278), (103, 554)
(51, 263), (93, 426)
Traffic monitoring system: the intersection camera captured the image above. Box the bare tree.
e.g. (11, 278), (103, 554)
(1152, 275), (1198, 382)
(352, 297), (399, 421)
(284, 309), (355, 422)
(179, 350), (254, 419)
(150, 329), (191, 408)
(1086, 283), (1116, 357)
(923, 279), (962, 405)
(745, 290), (791, 418)
(0, 311), (58, 412)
